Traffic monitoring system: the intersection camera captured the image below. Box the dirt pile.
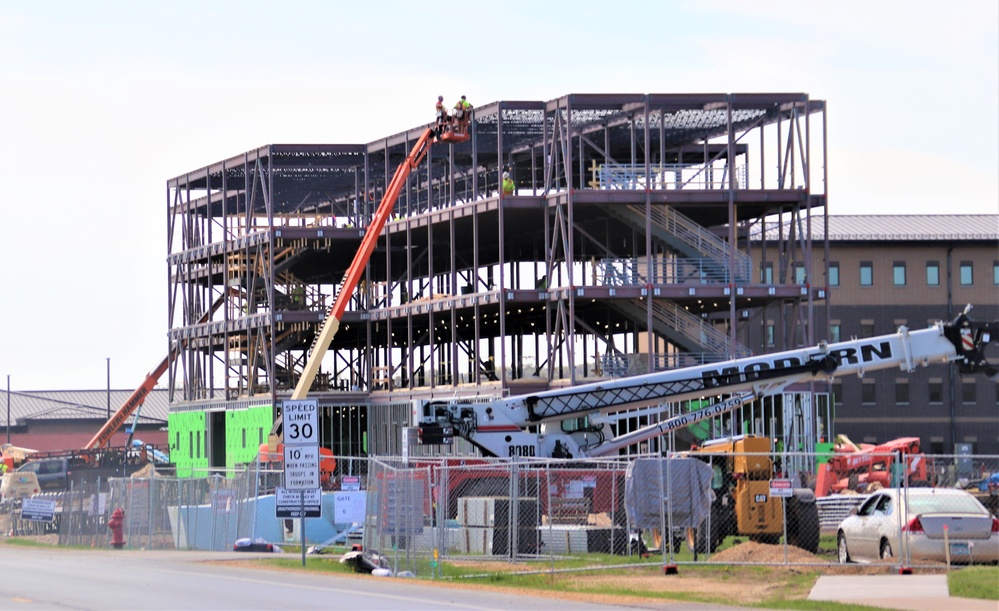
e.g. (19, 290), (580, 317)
(710, 540), (821, 564)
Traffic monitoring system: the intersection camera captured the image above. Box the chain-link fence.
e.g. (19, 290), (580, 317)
(2, 467), (272, 550)
(3, 451), (996, 573)
(362, 452), (999, 575)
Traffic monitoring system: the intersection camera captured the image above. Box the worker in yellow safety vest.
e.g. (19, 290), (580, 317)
(453, 95), (472, 122)
(502, 171), (514, 196)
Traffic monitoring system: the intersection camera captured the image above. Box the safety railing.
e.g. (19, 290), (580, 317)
(597, 162), (747, 191)
(600, 256), (752, 286)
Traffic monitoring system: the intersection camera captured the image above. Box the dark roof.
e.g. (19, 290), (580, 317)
(752, 214), (999, 242)
(0, 389), (170, 427)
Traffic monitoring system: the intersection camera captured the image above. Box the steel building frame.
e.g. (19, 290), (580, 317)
(166, 92), (828, 453)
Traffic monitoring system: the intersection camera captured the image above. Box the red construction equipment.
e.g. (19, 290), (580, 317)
(815, 436), (928, 497)
(438, 111), (471, 143)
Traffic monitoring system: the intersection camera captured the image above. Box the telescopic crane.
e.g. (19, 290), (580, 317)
(416, 307), (998, 460)
(414, 307), (996, 555)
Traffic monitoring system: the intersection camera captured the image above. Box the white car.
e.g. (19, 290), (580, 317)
(837, 488), (999, 565)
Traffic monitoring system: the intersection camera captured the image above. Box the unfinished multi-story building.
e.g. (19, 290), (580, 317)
(165, 93), (829, 475)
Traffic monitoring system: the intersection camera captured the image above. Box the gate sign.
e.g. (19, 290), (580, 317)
(769, 478), (794, 497)
(333, 491), (366, 524)
(284, 445), (320, 490)
(21, 498), (56, 522)
(282, 399), (319, 446)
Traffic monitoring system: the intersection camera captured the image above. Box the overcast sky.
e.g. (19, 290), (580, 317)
(1, 0), (996, 391)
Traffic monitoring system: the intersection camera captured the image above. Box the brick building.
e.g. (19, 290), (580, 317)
(749, 214), (999, 454)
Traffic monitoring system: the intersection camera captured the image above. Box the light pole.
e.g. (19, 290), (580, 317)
(106, 358), (111, 422)
(6, 374), (10, 445)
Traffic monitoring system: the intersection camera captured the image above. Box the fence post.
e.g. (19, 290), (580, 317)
(251, 460), (259, 541)
(125, 478), (133, 550)
(545, 463), (554, 575)
(175, 478), (182, 549)
(149, 478), (156, 550)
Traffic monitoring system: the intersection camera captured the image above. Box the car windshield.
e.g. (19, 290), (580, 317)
(907, 494), (985, 515)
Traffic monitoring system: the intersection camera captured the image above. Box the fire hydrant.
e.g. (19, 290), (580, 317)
(107, 507), (125, 549)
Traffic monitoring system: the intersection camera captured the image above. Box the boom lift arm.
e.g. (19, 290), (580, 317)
(291, 127), (437, 401)
(84, 292), (232, 450)
(420, 308), (998, 459)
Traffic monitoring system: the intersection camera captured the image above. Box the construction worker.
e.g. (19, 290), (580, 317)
(453, 95), (472, 129)
(502, 171), (515, 196)
(434, 95), (448, 136)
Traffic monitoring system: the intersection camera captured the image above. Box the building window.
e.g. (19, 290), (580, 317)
(860, 262), (873, 287)
(895, 380), (909, 404)
(926, 261), (940, 286)
(860, 321), (875, 338)
(830, 323), (841, 343)
(960, 262), (973, 286)
(832, 381), (843, 407)
(893, 262), (906, 286)
(862, 380), (876, 404)
(766, 323), (775, 346)
(761, 262), (773, 284)
(962, 379), (976, 403)
(794, 263), (806, 284)
(829, 262), (839, 287)
(928, 379), (943, 404)
(993, 261), (998, 286)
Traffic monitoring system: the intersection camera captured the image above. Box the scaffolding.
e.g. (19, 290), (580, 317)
(165, 92), (829, 457)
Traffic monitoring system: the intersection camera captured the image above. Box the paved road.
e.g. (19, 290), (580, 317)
(0, 548), (756, 611)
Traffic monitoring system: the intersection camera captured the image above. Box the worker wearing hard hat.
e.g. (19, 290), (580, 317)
(435, 95), (449, 137)
(435, 95), (448, 122)
(502, 171), (515, 196)
(453, 95), (472, 123)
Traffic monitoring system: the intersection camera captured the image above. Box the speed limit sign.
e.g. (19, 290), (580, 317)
(282, 399), (319, 446)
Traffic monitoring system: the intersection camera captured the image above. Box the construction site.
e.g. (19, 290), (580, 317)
(163, 92), (833, 474)
(6, 92), (999, 575)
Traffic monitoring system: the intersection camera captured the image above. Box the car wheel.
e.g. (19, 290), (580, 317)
(880, 539), (893, 560)
(837, 532), (852, 563)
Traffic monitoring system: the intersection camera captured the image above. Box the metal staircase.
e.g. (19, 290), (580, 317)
(607, 298), (751, 361)
(603, 203), (751, 283)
